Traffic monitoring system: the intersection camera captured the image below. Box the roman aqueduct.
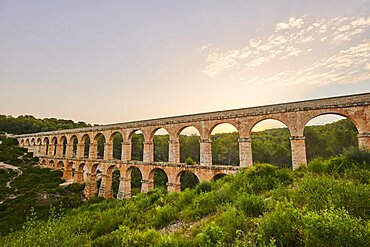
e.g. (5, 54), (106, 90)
(15, 93), (370, 199)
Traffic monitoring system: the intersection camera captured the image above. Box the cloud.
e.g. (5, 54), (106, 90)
(240, 40), (370, 86)
(203, 15), (370, 86)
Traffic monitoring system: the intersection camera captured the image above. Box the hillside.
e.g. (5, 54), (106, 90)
(0, 116), (366, 245)
(0, 115), (92, 135)
(0, 147), (369, 246)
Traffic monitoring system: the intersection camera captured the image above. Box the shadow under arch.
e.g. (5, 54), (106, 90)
(127, 166), (142, 196)
(212, 173), (227, 181)
(176, 171), (200, 191)
(109, 132), (123, 160)
(148, 168), (168, 191)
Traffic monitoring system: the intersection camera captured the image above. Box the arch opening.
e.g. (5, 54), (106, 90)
(61, 136), (67, 157)
(112, 169), (120, 197)
(131, 130), (144, 161)
(212, 173), (227, 181)
(178, 171), (199, 191)
(49, 160), (55, 168)
(211, 123), (239, 166)
(129, 167), (142, 196)
(95, 134), (106, 159)
(179, 126), (200, 163)
(43, 138), (50, 155)
(52, 137), (57, 156)
(150, 168), (168, 191)
(70, 135), (78, 158)
(304, 114), (358, 162)
(57, 161), (64, 169)
(82, 135), (90, 158)
(251, 119), (291, 168)
(153, 128), (169, 162)
(111, 132), (123, 160)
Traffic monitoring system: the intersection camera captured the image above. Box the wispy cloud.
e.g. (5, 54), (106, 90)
(202, 15), (370, 86)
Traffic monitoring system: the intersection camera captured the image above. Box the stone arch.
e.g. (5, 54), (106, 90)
(177, 126), (201, 163)
(63, 161), (74, 180)
(30, 138), (35, 146)
(85, 163), (101, 198)
(210, 123), (240, 166)
(104, 165), (121, 198)
(148, 168), (168, 191)
(303, 113), (359, 162)
(60, 136), (68, 157)
(57, 160), (64, 169)
(127, 166), (143, 196)
(302, 110), (362, 134)
(176, 170), (200, 191)
(41, 159), (47, 166)
(212, 173), (227, 181)
(20, 139), (24, 146)
(81, 134), (91, 158)
(51, 137), (58, 156)
(151, 128), (170, 162)
(250, 118), (292, 168)
(129, 130), (144, 161)
(69, 135), (78, 158)
(248, 117), (293, 136)
(25, 139), (30, 146)
(43, 137), (50, 155)
(36, 138), (42, 154)
(75, 162), (86, 183)
(90, 163), (101, 174)
(49, 160), (55, 168)
(94, 133), (106, 159)
(109, 131), (123, 160)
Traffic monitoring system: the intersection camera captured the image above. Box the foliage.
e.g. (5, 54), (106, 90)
(0, 114), (91, 135)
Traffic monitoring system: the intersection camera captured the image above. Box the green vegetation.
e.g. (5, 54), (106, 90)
(0, 134), (84, 236)
(0, 148), (368, 246)
(0, 115), (91, 135)
(0, 115), (366, 245)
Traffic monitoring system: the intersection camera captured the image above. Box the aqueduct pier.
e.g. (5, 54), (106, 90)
(14, 93), (370, 199)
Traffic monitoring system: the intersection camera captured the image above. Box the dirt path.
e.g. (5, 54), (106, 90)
(0, 162), (23, 204)
(0, 162), (22, 188)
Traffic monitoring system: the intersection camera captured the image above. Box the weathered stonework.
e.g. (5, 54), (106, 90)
(14, 93), (370, 199)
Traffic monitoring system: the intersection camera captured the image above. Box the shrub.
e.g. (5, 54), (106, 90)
(259, 203), (301, 246)
(307, 157), (327, 173)
(195, 181), (212, 194)
(327, 148), (370, 173)
(154, 204), (178, 228)
(236, 194), (265, 217)
(216, 206), (248, 243)
(185, 157), (195, 165)
(302, 208), (370, 246)
(196, 222), (225, 247)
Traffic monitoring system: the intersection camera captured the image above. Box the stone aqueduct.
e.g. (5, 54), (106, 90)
(15, 93), (370, 199)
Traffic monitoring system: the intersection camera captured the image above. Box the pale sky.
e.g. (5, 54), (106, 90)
(1, 1), (369, 132)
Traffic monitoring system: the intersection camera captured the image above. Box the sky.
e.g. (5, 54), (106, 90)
(0, 0), (369, 133)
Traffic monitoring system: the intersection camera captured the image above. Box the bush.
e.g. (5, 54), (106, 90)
(302, 208), (370, 246)
(195, 181), (212, 194)
(154, 205), (178, 228)
(185, 157), (195, 165)
(259, 203), (301, 246)
(236, 194), (265, 217)
(327, 148), (370, 173)
(196, 222), (225, 247)
(308, 157), (328, 173)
